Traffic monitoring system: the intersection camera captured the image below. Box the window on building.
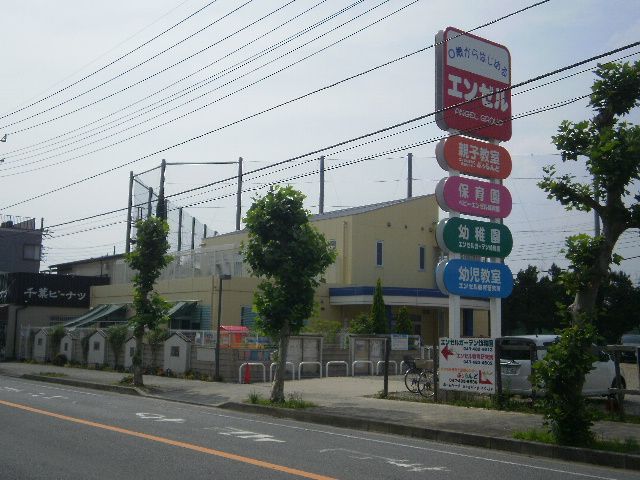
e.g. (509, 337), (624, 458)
(64, 343), (68, 352)
(23, 244), (41, 261)
(170, 346), (180, 357)
(129, 347), (135, 358)
(37, 338), (42, 346)
(328, 239), (337, 250)
(376, 241), (383, 267)
(93, 341), (100, 351)
(418, 245), (425, 271)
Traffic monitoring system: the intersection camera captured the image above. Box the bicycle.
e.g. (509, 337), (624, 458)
(403, 356), (436, 397)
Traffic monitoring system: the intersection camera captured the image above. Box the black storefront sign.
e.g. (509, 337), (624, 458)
(0, 272), (109, 308)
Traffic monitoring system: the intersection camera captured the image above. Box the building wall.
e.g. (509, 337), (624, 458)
(348, 196), (439, 288)
(0, 225), (43, 274)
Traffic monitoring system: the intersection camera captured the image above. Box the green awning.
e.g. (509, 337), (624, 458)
(64, 304), (126, 329)
(168, 301), (197, 318)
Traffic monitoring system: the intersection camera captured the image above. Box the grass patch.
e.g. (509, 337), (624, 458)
(247, 390), (316, 409)
(118, 375), (134, 386)
(38, 372), (67, 378)
(514, 428), (640, 454)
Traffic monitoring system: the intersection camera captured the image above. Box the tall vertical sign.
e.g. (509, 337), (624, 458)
(434, 27), (513, 339)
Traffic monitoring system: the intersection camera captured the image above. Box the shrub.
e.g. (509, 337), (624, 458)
(532, 323), (597, 446)
(52, 353), (67, 367)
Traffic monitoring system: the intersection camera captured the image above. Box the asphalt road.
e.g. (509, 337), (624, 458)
(0, 376), (636, 480)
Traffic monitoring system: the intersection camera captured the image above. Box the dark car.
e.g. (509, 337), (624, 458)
(620, 333), (640, 363)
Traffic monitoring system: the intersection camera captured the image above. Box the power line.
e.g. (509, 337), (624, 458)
(14, 2), (621, 213)
(0, 0), (383, 168)
(0, 0), (220, 121)
(1, 0), (330, 160)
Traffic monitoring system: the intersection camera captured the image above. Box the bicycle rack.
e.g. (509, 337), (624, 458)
(325, 360), (349, 377)
(352, 360), (373, 376)
(376, 360), (398, 375)
(239, 362), (266, 383)
(269, 361), (295, 381)
(298, 361), (322, 379)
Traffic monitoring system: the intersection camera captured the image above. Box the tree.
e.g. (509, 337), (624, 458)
(106, 324), (129, 369)
(125, 216), (172, 386)
(539, 61), (640, 321)
(146, 327), (170, 370)
(535, 61), (640, 445)
(502, 265), (570, 334)
(595, 271), (640, 343)
(242, 186), (335, 402)
(49, 324), (66, 360)
(394, 306), (413, 335)
(370, 278), (387, 334)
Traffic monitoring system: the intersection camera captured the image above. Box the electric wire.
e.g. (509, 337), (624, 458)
(0, 0), (220, 121)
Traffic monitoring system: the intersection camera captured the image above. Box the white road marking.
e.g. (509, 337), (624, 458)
(187, 409), (622, 480)
(136, 412), (185, 423)
(320, 448), (449, 472)
(211, 426), (286, 443)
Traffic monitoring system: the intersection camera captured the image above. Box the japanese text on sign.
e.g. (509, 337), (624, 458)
(438, 337), (496, 394)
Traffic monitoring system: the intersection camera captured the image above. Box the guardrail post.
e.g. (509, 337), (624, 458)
(614, 350), (624, 417)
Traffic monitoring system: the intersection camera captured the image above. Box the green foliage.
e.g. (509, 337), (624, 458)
(538, 61), (640, 319)
(595, 271), (640, 343)
(513, 428), (640, 454)
(243, 186), (336, 337)
(51, 354), (67, 367)
(125, 216), (172, 385)
(302, 318), (342, 343)
(146, 327), (169, 367)
(242, 185), (335, 402)
(349, 313), (373, 334)
(394, 306), (412, 335)
(247, 390), (316, 409)
(80, 334), (91, 364)
(106, 324), (129, 368)
(532, 324), (598, 446)
(502, 265), (570, 334)
(49, 325), (66, 355)
(370, 278), (387, 334)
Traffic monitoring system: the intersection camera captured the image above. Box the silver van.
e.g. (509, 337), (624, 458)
(499, 335), (625, 397)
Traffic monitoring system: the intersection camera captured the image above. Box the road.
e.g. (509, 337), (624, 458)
(0, 376), (635, 480)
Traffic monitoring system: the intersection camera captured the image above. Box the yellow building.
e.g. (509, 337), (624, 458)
(58, 194), (489, 345)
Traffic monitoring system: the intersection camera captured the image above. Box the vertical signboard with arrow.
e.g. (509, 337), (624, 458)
(438, 337), (496, 394)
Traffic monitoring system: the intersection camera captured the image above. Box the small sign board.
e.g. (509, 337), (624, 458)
(436, 217), (512, 257)
(390, 334), (409, 351)
(438, 337), (496, 394)
(436, 136), (511, 179)
(436, 176), (512, 218)
(435, 27), (511, 141)
(436, 258), (513, 298)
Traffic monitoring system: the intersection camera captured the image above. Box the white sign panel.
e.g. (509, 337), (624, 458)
(390, 334), (409, 351)
(438, 337), (496, 394)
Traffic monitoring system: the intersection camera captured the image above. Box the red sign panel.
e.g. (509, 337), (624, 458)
(435, 176), (512, 218)
(435, 27), (511, 141)
(436, 136), (512, 179)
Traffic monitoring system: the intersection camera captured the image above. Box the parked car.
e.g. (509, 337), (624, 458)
(499, 335), (625, 397)
(620, 333), (640, 363)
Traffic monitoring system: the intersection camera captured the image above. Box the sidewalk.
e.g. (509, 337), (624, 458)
(1, 361), (639, 470)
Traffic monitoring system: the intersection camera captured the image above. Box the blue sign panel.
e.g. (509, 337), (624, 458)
(436, 259), (513, 298)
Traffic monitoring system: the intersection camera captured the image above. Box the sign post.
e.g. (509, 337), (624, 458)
(434, 26), (513, 341)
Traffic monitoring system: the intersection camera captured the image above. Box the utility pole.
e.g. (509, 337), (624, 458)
(407, 152), (413, 199)
(125, 171), (134, 254)
(319, 156), (325, 214)
(236, 157), (243, 230)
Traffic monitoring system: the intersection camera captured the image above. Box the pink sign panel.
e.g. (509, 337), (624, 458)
(435, 27), (512, 141)
(436, 176), (512, 218)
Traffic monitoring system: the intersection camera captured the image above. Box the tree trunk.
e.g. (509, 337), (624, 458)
(270, 320), (290, 403)
(133, 334), (144, 386)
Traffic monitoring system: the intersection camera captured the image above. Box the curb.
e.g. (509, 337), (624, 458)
(219, 402), (640, 471)
(21, 374), (143, 396)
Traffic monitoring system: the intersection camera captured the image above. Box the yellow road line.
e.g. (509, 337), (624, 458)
(0, 399), (337, 480)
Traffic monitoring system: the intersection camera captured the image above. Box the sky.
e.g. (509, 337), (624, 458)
(0, 0), (638, 284)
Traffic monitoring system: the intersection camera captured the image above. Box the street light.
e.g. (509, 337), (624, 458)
(214, 274), (231, 381)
